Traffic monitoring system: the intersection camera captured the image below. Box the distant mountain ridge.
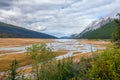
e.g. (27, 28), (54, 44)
(60, 34), (78, 39)
(73, 17), (117, 39)
(0, 22), (57, 38)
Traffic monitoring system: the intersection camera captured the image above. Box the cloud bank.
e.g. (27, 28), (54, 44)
(0, 0), (120, 37)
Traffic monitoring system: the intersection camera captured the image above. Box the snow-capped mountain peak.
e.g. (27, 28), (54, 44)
(80, 17), (112, 36)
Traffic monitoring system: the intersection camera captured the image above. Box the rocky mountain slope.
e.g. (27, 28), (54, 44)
(73, 17), (117, 39)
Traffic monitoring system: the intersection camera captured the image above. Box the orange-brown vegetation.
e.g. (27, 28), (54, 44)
(0, 53), (32, 71)
(0, 51), (67, 71)
(78, 39), (110, 45)
(0, 38), (54, 47)
(0, 50), (19, 54)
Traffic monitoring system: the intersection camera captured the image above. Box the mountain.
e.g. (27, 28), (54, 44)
(60, 34), (78, 39)
(0, 22), (57, 38)
(74, 17), (117, 39)
(60, 36), (70, 39)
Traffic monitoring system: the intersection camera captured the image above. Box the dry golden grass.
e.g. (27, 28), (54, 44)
(0, 50), (19, 54)
(73, 52), (81, 55)
(0, 51), (67, 71)
(54, 51), (68, 56)
(0, 53), (33, 71)
(73, 53), (92, 59)
(0, 38), (110, 48)
(78, 39), (110, 45)
(0, 38), (54, 47)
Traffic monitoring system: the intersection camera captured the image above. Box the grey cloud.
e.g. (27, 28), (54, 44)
(0, 0), (120, 37)
(0, 0), (15, 9)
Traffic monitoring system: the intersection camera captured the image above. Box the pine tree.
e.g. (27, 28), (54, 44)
(8, 59), (18, 80)
(112, 13), (120, 48)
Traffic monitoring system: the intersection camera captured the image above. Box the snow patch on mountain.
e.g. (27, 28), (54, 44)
(77, 17), (113, 37)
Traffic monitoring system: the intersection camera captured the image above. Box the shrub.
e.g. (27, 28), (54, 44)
(26, 43), (55, 80)
(89, 48), (120, 80)
(7, 59), (18, 80)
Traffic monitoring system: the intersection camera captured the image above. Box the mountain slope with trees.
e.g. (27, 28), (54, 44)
(0, 22), (57, 38)
(75, 20), (117, 39)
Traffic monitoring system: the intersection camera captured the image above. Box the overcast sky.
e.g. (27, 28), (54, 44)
(0, 0), (120, 37)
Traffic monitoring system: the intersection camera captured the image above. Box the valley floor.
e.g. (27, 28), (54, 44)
(0, 38), (110, 73)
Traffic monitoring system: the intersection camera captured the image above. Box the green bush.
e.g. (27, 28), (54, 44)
(26, 43), (55, 80)
(39, 58), (91, 80)
(89, 48), (120, 80)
